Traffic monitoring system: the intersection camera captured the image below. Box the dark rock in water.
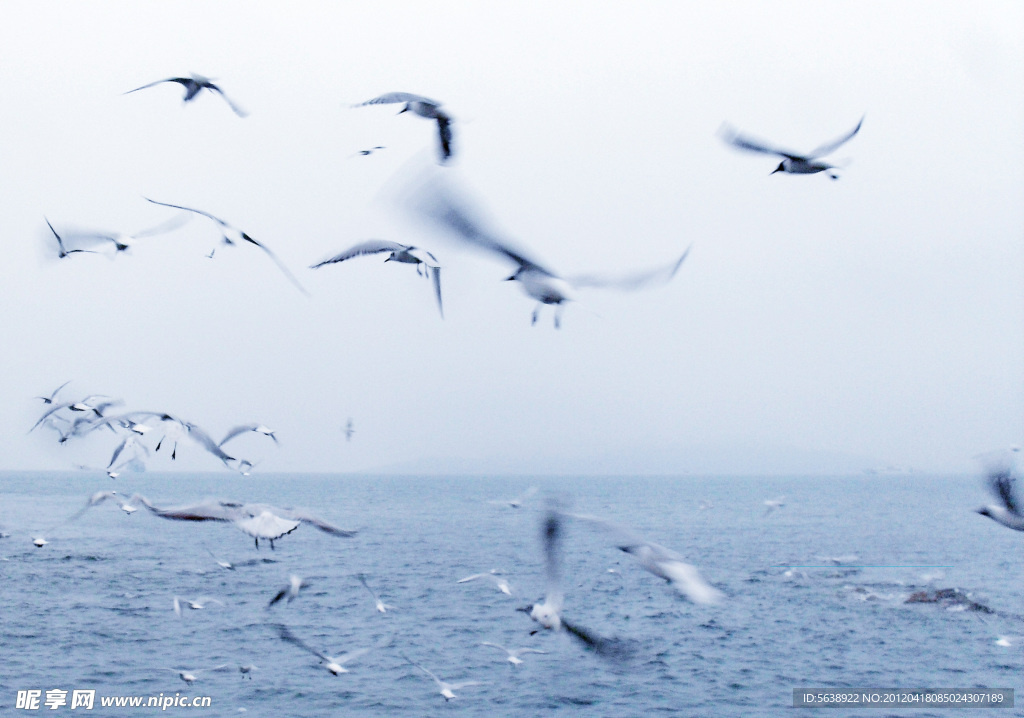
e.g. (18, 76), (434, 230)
(905, 588), (993, 613)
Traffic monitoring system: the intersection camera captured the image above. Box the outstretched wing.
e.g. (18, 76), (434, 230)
(355, 92), (440, 108)
(124, 77), (191, 95)
(206, 84), (249, 118)
(568, 246), (691, 291)
(274, 624), (329, 662)
(310, 240), (409, 268)
(719, 123), (804, 160)
(807, 116), (864, 159)
(988, 467), (1020, 516)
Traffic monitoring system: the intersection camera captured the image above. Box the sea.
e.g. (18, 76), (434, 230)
(0, 471), (1020, 717)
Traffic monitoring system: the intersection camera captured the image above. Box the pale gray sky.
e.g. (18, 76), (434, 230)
(1, 1), (1021, 475)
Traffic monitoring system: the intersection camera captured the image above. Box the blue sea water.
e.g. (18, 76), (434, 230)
(0, 471), (1020, 717)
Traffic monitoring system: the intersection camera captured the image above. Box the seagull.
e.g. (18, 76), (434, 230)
(353, 146), (386, 157)
(126, 74), (248, 117)
(457, 570), (513, 596)
(268, 575), (310, 607)
(144, 198), (308, 294)
(764, 497), (786, 515)
(36, 380), (71, 405)
(142, 497), (357, 549)
(173, 596), (224, 617)
(976, 462), (1024, 531)
(719, 116), (864, 180)
(356, 573), (393, 613)
(311, 240), (443, 318)
(566, 513), (723, 604)
(107, 434), (151, 471)
(355, 92), (453, 162)
(33, 536), (48, 548)
(480, 642), (547, 666)
(407, 177), (691, 327)
(400, 653), (482, 701)
(343, 419), (355, 442)
(218, 424), (279, 448)
(488, 486), (538, 509)
(238, 664), (258, 679)
(160, 665), (229, 686)
(274, 624), (372, 675)
(62, 215), (190, 255)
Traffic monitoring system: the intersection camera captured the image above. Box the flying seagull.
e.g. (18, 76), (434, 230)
(173, 596), (224, 617)
(400, 653), (482, 701)
(344, 419), (355, 442)
(356, 573), (394, 613)
(268, 575), (310, 608)
(407, 177), (691, 327)
(488, 486), (538, 509)
(977, 461), (1024, 532)
(567, 512), (724, 604)
(354, 92), (453, 162)
(480, 642), (547, 666)
(719, 116), (864, 180)
(36, 381), (71, 406)
(144, 198), (308, 294)
(311, 240), (443, 317)
(353, 146), (386, 157)
(274, 624), (372, 675)
(160, 665), (229, 686)
(126, 74), (248, 117)
(142, 497), (357, 549)
(457, 570), (513, 596)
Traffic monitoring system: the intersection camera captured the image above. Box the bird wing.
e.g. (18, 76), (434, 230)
(309, 240), (409, 268)
(132, 214), (191, 239)
(355, 92), (440, 107)
(431, 266), (444, 318)
(124, 78), (191, 95)
(480, 642), (509, 654)
(144, 198), (228, 227)
(567, 245), (691, 291)
(285, 509), (357, 537)
(274, 624), (330, 662)
(400, 654), (444, 688)
(657, 556), (724, 605)
(806, 116), (864, 159)
(457, 573), (484, 583)
(436, 114), (453, 161)
(718, 123), (805, 160)
(218, 424), (258, 447)
(30, 402), (75, 432)
(237, 234), (310, 296)
(335, 647), (371, 666)
(145, 499), (234, 522)
(448, 681), (483, 690)
(41, 380), (72, 402)
(541, 506), (565, 614)
(988, 468), (1021, 516)
(184, 423), (235, 465)
(206, 84), (249, 118)
(356, 573), (379, 599)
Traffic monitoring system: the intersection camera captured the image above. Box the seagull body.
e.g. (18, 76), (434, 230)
(977, 464), (1024, 531)
(480, 642), (546, 666)
(144, 198), (308, 294)
(268, 575), (309, 607)
(355, 92), (453, 162)
(173, 596), (224, 617)
(401, 654), (481, 701)
(126, 74), (248, 117)
(458, 570), (512, 596)
(408, 178), (690, 327)
(275, 624), (371, 675)
(143, 497), (356, 549)
(311, 239), (443, 318)
(719, 117), (864, 180)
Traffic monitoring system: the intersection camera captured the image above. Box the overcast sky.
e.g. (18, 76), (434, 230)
(1, 2), (1021, 476)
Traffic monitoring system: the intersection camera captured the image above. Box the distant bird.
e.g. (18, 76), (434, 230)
(311, 240), (443, 317)
(488, 486), (538, 509)
(408, 177), (691, 327)
(36, 380), (71, 405)
(142, 497), (357, 549)
(567, 513), (723, 604)
(457, 570), (513, 596)
(274, 624), (372, 675)
(33, 536), (48, 548)
(238, 664), (258, 679)
(173, 596), (224, 617)
(63, 214), (190, 255)
(160, 665), (229, 686)
(218, 424), (278, 447)
(353, 146), (386, 157)
(354, 92), (453, 162)
(719, 116), (864, 180)
(344, 419), (355, 442)
(480, 642), (546, 666)
(977, 462), (1024, 532)
(357, 573), (393, 613)
(763, 497), (786, 515)
(401, 653), (482, 701)
(144, 198), (308, 294)
(268, 575), (310, 607)
(126, 73), (248, 117)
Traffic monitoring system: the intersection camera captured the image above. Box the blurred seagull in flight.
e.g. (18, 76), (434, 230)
(218, 424), (278, 447)
(344, 419), (355, 442)
(408, 178), (691, 328)
(719, 116), (864, 180)
(275, 624), (372, 675)
(488, 486), (538, 509)
(125, 73), (248, 117)
(457, 570), (513, 596)
(401, 653), (482, 701)
(353, 146), (386, 157)
(142, 497), (357, 549)
(173, 596), (224, 617)
(36, 380), (71, 406)
(357, 573), (393, 613)
(354, 92), (453, 162)
(567, 512), (723, 604)
(45, 219), (95, 259)
(267, 575), (310, 607)
(480, 642), (547, 666)
(976, 456), (1024, 532)
(311, 240), (444, 318)
(160, 665), (229, 686)
(144, 198), (308, 294)
(763, 497), (786, 515)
